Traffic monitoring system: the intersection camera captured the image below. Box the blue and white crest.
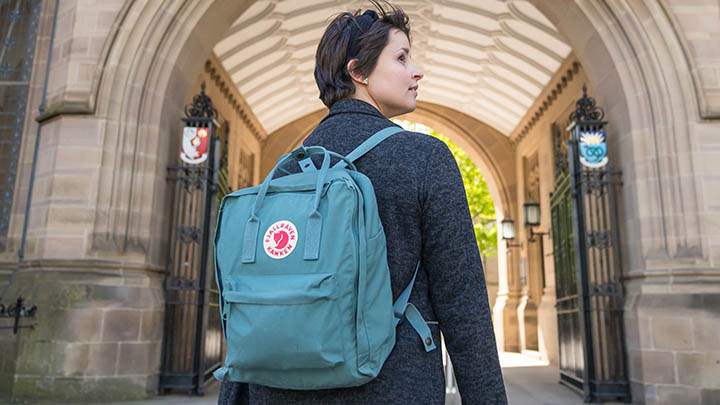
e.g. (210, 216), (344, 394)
(579, 130), (608, 168)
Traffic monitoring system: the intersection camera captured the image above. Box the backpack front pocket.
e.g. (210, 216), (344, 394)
(222, 273), (344, 370)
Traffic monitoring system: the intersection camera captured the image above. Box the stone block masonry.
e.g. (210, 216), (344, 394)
(0, 265), (165, 401)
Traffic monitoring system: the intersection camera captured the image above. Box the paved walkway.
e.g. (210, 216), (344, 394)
(501, 352), (584, 405)
(100, 352), (586, 405)
(106, 383), (221, 405)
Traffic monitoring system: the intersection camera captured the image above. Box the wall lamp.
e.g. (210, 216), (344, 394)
(501, 219), (523, 248)
(523, 201), (548, 242)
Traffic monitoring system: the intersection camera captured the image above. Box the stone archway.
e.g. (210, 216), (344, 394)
(88, 0), (705, 281)
(531, 0), (705, 265)
(77, 0), (709, 400)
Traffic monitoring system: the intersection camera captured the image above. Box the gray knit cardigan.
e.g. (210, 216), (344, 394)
(218, 98), (507, 404)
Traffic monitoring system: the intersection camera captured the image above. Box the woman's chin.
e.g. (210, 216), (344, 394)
(388, 108), (414, 118)
(405, 101), (417, 114)
(383, 100), (417, 118)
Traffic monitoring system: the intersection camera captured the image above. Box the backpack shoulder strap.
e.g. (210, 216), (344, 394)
(333, 126), (404, 169)
(393, 261), (437, 352)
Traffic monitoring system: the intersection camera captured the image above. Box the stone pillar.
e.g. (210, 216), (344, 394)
(0, 114), (167, 402)
(1, 0), (169, 400)
(516, 254), (534, 352)
(537, 284), (558, 364)
(483, 254), (499, 313)
(519, 293), (539, 353)
(516, 290), (534, 352)
(520, 239), (544, 353)
(536, 231), (559, 364)
(493, 238), (522, 353)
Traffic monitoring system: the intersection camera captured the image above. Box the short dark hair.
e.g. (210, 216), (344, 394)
(314, 1), (411, 108)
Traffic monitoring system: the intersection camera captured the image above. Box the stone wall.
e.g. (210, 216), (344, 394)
(533, 1), (720, 403)
(197, 54), (266, 188)
(624, 288), (720, 403)
(1, 0), (56, 260)
(2, 0), (719, 402)
(662, 0), (720, 118)
(1, 265), (164, 401)
(0, 2), (251, 401)
(510, 56), (589, 364)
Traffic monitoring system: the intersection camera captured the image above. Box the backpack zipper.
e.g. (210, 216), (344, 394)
(344, 178), (371, 369)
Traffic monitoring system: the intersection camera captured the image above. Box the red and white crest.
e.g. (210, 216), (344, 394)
(263, 220), (298, 259)
(181, 127), (210, 164)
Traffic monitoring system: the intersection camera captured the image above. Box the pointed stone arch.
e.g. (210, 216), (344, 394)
(84, 0), (705, 271)
(72, 1), (713, 399)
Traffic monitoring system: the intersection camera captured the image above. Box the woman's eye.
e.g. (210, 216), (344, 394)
(398, 54), (406, 62)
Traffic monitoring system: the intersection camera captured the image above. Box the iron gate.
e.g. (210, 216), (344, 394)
(160, 84), (227, 394)
(550, 86), (630, 402)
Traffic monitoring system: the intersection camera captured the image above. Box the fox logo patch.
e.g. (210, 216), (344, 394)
(263, 220), (297, 259)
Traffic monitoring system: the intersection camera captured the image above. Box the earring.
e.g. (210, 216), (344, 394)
(362, 78), (368, 85)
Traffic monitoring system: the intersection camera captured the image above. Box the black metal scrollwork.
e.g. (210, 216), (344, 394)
(0, 296), (37, 334)
(178, 225), (201, 244)
(169, 277), (198, 290)
(184, 82), (217, 119)
(181, 167), (208, 192)
(569, 84), (605, 122)
(585, 171), (607, 196)
(591, 282), (619, 296)
(587, 230), (611, 249)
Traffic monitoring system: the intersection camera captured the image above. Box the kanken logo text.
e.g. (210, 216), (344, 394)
(263, 220), (297, 259)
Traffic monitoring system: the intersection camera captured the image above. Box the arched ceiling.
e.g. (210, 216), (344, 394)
(213, 0), (571, 135)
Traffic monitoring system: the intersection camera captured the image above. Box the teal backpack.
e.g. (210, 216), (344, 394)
(212, 127), (437, 389)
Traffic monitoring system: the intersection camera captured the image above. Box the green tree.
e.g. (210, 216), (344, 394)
(395, 121), (497, 257)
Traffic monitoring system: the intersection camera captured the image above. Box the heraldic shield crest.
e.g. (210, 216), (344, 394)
(181, 127), (210, 164)
(579, 130), (608, 168)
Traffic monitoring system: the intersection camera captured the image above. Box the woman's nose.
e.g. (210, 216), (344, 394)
(409, 61), (423, 81)
(413, 66), (424, 81)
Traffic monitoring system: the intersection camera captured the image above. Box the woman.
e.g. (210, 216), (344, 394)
(219, 1), (506, 403)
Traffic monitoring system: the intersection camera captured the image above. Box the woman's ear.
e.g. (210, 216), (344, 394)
(346, 59), (366, 85)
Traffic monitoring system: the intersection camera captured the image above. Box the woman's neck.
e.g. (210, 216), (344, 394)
(350, 90), (386, 117)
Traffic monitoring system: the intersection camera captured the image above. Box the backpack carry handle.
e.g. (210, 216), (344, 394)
(253, 147), (332, 216)
(241, 127), (403, 263)
(242, 147), (334, 263)
(239, 151), (292, 263)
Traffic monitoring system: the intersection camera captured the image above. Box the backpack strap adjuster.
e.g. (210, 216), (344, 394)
(213, 366), (229, 381)
(393, 261), (437, 352)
